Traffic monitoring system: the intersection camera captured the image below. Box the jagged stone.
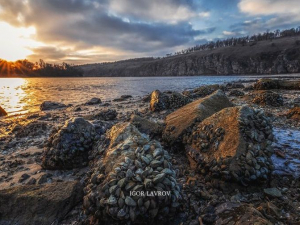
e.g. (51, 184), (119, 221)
(42, 117), (96, 170)
(0, 106), (7, 117)
(84, 123), (181, 224)
(185, 106), (274, 183)
(40, 101), (67, 111)
(252, 91), (283, 107)
(163, 90), (233, 146)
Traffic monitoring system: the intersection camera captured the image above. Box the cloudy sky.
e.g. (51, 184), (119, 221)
(0, 0), (299, 64)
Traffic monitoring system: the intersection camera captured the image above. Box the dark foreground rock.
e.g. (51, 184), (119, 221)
(87, 109), (118, 121)
(42, 117), (96, 170)
(84, 123), (181, 224)
(0, 106), (7, 117)
(150, 90), (190, 112)
(0, 181), (83, 225)
(185, 106), (274, 183)
(40, 101), (67, 111)
(163, 90), (233, 146)
(254, 79), (300, 90)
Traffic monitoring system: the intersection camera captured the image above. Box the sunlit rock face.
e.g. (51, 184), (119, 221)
(84, 123), (181, 224)
(185, 106), (274, 184)
(163, 90), (233, 147)
(42, 117), (96, 170)
(0, 106), (7, 117)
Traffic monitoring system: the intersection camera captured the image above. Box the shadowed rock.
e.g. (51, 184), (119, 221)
(84, 123), (181, 224)
(86, 109), (118, 121)
(42, 117), (96, 170)
(130, 115), (163, 137)
(163, 90), (233, 146)
(182, 84), (220, 98)
(0, 106), (7, 117)
(0, 181), (83, 225)
(285, 107), (300, 120)
(40, 101), (67, 111)
(185, 106), (274, 183)
(85, 97), (102, 105)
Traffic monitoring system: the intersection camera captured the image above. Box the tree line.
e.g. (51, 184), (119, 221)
(0, 59), (83, 77)
(166, 27), (300, 57)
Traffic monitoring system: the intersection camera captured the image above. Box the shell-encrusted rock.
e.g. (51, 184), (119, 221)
(125, 196), (137, 207)
(83, 123), (181, 224)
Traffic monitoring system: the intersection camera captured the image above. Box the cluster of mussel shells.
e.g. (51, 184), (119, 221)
(236, 108), (274, 182)
(183, 124), (225, 153)
(168, 92), (191, 109)
(84, 140), (181, 223)
(42, 118), (97, 169)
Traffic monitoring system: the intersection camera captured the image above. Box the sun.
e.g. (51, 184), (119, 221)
(0, 22), (39, 61)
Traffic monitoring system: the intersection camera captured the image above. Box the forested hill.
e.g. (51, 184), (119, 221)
(79, 35), (300, 77)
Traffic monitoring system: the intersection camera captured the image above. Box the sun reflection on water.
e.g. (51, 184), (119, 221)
(0, 78), (29, 115)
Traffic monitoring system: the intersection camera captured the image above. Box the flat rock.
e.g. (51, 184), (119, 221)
(185, 106), (274, 183)
(163, 90), (233, 146)
(0, 181), (83, 225)
(40, 101), (67, 111)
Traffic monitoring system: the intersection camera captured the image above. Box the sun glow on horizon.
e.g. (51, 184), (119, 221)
(0, 22), (40, 61)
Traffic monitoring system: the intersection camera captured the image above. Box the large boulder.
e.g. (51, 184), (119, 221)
(42, 117), (96, 170)
(254, 79), (300, 90)
(40, 101), (67, 111)
(84, 123), (181, 224)
(163, 90), (233, 146)
(0, 181), (83, 225)
(0, 106), (7, 117)
(252, 91), (283, 107)
(185, 106), (274, 183)
(150, 90), (190, 112)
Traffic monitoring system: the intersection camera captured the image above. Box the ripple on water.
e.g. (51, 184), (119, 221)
(272, 127), (300, 177)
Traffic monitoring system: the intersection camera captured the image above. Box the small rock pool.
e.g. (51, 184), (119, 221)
(272, 127), (300, 177)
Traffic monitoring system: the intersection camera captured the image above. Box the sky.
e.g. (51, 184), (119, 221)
(0, 0), (299, 64)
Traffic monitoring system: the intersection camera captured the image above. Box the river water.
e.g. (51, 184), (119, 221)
(0, 75), (298, 115)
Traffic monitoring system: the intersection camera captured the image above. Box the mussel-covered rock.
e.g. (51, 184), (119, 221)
(182, 84), (220, 99)
(150, 90), (190, 112)
(130, 115), (163, 137)
(252, 91), (283, 107)
(84, 123), (181, 224)
(42, 117), (96, 170)
(184, 106), (274, 184)
(40, 101), (67, 111)
(0, 106), (7, 117)
(229, 90), (245, 97)
(88, 109), (118, 121)
(254, 78), (300, 90)
(163, 90), (233, 147)
(226, 82), (245, 89)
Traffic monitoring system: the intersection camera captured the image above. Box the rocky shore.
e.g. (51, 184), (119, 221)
(0, 78), (300, 225)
